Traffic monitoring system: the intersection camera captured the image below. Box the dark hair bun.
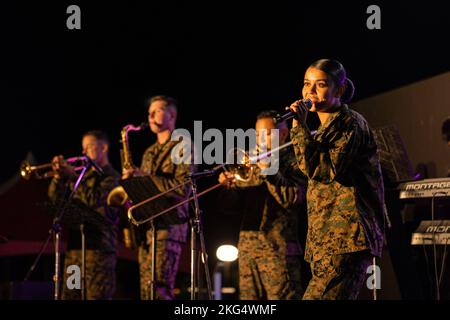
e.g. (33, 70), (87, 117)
(309, 59), (356, 104)
(342, 78), (355, 103)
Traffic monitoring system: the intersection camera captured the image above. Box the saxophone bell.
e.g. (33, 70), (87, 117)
(106, 185), (129, 208)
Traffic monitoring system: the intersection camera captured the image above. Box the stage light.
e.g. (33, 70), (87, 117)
(216, 245), (238, 262)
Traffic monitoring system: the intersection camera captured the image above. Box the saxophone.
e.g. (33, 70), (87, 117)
(107, 122), (148, 248)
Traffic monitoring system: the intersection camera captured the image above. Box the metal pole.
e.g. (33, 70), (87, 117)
(54, 228), (61, 300)
(150, 220), (156, 300)
(81, 223), (86, 300)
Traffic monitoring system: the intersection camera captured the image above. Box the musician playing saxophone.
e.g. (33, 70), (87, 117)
(123, 95), (195, 300)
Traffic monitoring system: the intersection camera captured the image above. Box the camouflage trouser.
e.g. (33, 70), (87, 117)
(138, 234), (182, 300)
(302, 250), (372, 300)
(61, 250), (116, 300)
(238, 231), (303, 300)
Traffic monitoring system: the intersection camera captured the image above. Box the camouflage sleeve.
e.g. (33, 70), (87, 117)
(82, 175), (119, 210)
(48, 176), (69, 202)
(290, 121), (363, 183)
(263, 160), (306, 210)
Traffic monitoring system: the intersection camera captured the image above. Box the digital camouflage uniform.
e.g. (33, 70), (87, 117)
(138, 139), (194, 300)
(231, 148), (306, 300)
(290, 104), (386, 300)
(48, 165), (120, 300)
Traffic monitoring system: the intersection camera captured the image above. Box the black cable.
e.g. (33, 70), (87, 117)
(431, 191), (447, 300)
(431, 193), (438, 300)
(438, 239), (448, 287)
(422, 244), (433, 299)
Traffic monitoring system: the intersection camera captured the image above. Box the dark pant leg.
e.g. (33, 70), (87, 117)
(256, 236), (304, 300)
(62, 250), (116, 300)
(138, 238), (182, 300)
(239, 232), (304, 300)
(238, 232), (264, 300)
(303, 250), (372, 300)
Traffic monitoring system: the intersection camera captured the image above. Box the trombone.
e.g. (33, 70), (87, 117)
(20, 156), (89, 180)
(127, 140), (294, 226)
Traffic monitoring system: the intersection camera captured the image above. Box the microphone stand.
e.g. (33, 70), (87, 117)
(128, 169), (218, 300)
(57, 163), (90, 300)
(188, 174), (213, 300)
(24, 160), (91, 300)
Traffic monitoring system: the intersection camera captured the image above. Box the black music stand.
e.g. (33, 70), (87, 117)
(63, 199), (112, 299)
(372, 125), (425, 299)
(120, 176), (171, 300)
(121, 174), (213, 300)
(372, 125), (414, 184)
(24, 162), (98, 300)
(33, 199), (110, 300)
(120, 177), (173, 224)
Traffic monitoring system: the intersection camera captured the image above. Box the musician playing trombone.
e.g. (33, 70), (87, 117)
(48, 130), (121, 300)
(122, 95), (195, 300)
(219, 110), (306, 300)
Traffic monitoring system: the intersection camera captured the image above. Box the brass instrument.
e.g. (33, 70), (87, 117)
(20, 156), (89, 180)
(222, 147), (257, 183)
(106, 123), (148, 208)
(107, 122), (148, 249)
(221, 140), (294, 183)
(128, 141), (294, 226)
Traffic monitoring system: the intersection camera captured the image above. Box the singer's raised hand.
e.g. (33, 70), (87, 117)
(289, 100), (308, 128)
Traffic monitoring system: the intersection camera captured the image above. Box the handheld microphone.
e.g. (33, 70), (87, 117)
(274, 98), (312, 123)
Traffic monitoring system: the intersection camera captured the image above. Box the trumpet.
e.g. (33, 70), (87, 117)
(219, 141), (295, 183)
(128, 141), (294, 226)
(20, 156), (89, 180)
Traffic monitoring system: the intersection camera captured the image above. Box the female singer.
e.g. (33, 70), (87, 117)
(289, 59), (386, 300)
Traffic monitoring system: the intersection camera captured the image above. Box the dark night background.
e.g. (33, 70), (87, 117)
(1, 1), (449, 178)
(1, 1), (450, 299)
